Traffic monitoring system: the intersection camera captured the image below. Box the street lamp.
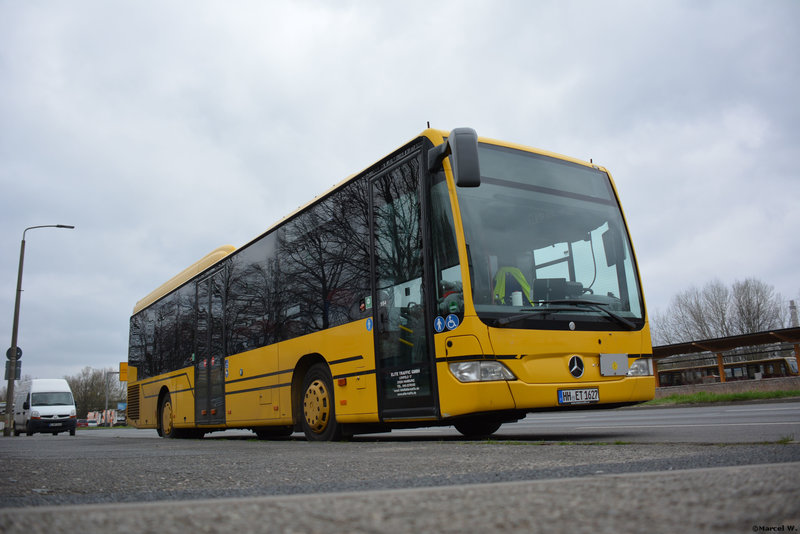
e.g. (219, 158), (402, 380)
(3, 224), (75, 437)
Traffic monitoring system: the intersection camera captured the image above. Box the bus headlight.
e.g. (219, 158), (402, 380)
(627, 358), (653, 376)
(449, 361), (516, 382)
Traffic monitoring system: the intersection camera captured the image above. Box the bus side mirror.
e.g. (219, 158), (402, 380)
(602, 227), (626, 267)
(428, 127), (481, 187)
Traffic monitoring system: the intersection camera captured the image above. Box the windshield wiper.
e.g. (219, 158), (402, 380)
(495, 308), (555, 327)
(538, 299), (637, 330)
(493, 300), (638, 329)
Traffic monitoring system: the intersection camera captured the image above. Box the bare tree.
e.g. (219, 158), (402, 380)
(731, 278), (782, 334)
(704, 279), (734, 338)
(652, 277), (786, 345)
(65, 367), (126, 419)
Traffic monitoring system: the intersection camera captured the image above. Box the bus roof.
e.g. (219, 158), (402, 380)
(133, 245), (236, 314)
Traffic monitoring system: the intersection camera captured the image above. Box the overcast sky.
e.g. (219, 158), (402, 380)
(1, 1), (798, 380)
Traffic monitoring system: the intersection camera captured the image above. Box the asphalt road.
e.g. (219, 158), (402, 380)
(369, 400), (800, 443)
(1, 401), (798, 533)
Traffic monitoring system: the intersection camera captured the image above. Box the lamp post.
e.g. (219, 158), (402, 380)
(3, 224), (75, 437)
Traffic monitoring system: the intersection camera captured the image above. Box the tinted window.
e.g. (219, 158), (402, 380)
(226, 233), (280, 353)
(276, 180), (371, 338)
(130, 172), (374, 377)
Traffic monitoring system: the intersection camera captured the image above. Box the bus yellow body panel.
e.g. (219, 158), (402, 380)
(224, 345), (281, 425)
(434, 318), (654, 417)
(215, 320), (383, 427)
(277, 320), (380, 422)
(437, 366), (517, 418)
(135, 370), (195, 430)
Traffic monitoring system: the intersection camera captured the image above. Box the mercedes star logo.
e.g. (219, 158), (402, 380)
(568, 355), (584, 378)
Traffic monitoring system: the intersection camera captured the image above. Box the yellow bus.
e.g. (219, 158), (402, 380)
(126, 127), (655, 440)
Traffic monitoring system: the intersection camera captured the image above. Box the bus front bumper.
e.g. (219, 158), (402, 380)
(507, 376), (656, 410)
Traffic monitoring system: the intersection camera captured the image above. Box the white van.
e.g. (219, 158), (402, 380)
(13, 378), (77, 436)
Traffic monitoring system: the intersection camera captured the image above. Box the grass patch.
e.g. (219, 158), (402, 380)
(644, 389), (800, 406)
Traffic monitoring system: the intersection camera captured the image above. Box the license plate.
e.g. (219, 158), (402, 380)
(558, 388), (599, 405)
(49, 422), (62, 427)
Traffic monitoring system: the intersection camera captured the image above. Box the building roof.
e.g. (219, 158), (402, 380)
(653, 326), (800, 358)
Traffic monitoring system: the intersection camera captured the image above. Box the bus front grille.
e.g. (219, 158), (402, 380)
(127, 384), (140, 420)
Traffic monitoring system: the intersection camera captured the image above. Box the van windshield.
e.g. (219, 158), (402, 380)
(31, 392), (74, 406)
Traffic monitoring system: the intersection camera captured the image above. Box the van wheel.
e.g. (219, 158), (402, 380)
(13, 422), (20, 436)
(26, 422), (33, 436)
(69, 428), (76, 436)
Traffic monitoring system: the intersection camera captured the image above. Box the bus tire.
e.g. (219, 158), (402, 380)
(301, 363), (342, 441)
(454, 417), (502, 438)
(159, 392), (177, 439)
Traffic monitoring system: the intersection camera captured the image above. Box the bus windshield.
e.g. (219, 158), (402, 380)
(456, 144), (645, 331)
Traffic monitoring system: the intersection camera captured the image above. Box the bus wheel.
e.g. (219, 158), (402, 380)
(159, 393), (177, 439)
(454, 417), (502, 438)
(301, 364), (342, 441)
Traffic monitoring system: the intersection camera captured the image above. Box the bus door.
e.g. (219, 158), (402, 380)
(195, 271), (226, 425)
(370, 152), (437, 419)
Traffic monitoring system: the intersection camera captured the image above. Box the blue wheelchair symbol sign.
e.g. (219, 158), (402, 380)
(434, 316), (446, 333)
(366, 318), (373, 331)
(445, 314), (460, 331)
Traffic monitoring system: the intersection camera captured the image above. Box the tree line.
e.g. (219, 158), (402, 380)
(651, 277), (796, 345)
(65, 366), (127, 419)
(0, 366), (126, 419)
